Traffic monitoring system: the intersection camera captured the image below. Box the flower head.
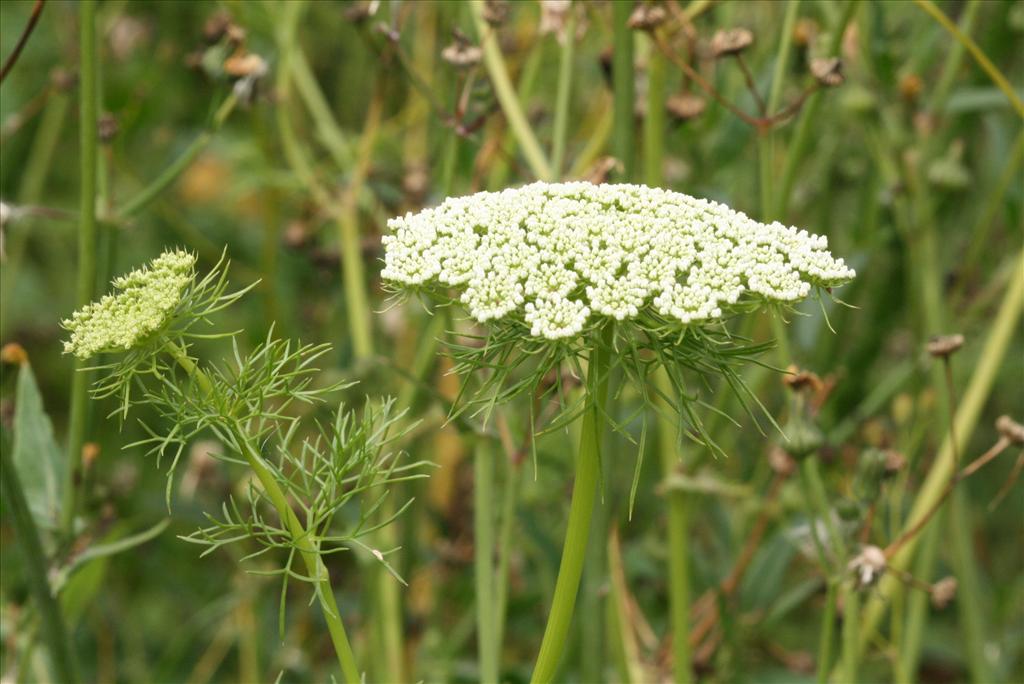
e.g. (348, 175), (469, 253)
(382, 182), (854, 339)
(63, 249), (197, 359)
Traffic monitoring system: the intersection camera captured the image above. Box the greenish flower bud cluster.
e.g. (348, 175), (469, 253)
(382, 182), (855, 340)
(62, 250), (197, 359)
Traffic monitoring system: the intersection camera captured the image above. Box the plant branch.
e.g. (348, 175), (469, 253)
(0, 0), (45, 83)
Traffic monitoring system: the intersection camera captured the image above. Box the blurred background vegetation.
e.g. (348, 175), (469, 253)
(0, 1), (1021, 683)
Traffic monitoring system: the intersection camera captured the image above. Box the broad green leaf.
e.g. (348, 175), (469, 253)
(12, 361), (65, 534)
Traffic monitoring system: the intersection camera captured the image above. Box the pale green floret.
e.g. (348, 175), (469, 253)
(62, 250), (197, 359)
(382, 182), (855, 340)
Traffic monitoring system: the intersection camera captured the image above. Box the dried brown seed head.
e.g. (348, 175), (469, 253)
(203, 12), (232, 44)
(926, 333), (965, 358)
(900, 73), (923, 101)
(539, 0), (573, 38)
(930, 576), (957, 609)
(996, 415), (1024, 445)
(783, 364), (824, 394)
(224, 52), (268, 79)
(583, 156), (622, 185)
(793, 18), (818, 47)
(0, 343), (27, 366)
(768, 445), (796, 476)
(628, 3), (668, 31)
(666, 92), (707, 121)
(344, 1), (380, 23)
(849, 545), (887, 588)
(98, 113), (119, 143)
(50, 67), (76, 92)
(884, 449), (907, 475)
(483, 0), (510, 26)
(711, 28), (754, 58)
(82, 442), (101, 469)
(810, 57), (844, 87)
(441, 41), (483, 68)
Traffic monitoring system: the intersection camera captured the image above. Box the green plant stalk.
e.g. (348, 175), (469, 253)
(1, 429), (78, 684)
(550, 9), (577, 179)
(859, 248), (1024, 651)
(759, 0), (800, 222)
(470, 0), (552, 181)
(926, 0), (980, 115)
(962, 128), (1024, 284)
(290, 49), (355, 170)
(896, 518), (942, 683)
(162, 342), (361, 683)
(487, 41), (544, 191)
(815, 580), (837, 684)
(475, 439), (499, 683)
(64, 0), (100, 536)
(611, 0), (635, 178)
(776, 0), (858, 217)
(643, 39), (667, 188)
(905, 144), (990, 682)
(913, 0), (1024, 117)
(530, 328), (613, 684)
(493, 445), (520, 658)
(841, 583), (860, 684)
(116, 93), (238, 220)
(656, 368), (693, 684)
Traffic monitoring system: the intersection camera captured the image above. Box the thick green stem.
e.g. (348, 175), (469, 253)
(162, 342), (361, 683)
(611, 1), (635, 179)
(530, 329), (613, 684)
(1, 429), (78, 684)
(550, 8), (577, 179)
(470, 0), (552, 181)
(656, 368), (693, 684)
(64, 0), (99, 536)
(475, 440), (499, 683)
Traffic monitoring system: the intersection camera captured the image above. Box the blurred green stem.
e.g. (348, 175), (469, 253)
(611, 0), (635, 178)
(116, 92), (238, 220)
(162, 341), (362, 683)
(1, 428), (78, 684)
(470, 0), (552, 181)
(65, 0), (99, 536)
(530, 327), (612, 684)
(656, 369), (693, 684)
(913, 0), (1024, 117)
(475, 439), (499, 683)
(815, 580), (837, 684)
(759, 0), (800, 222)
(550, 8), (576, 179)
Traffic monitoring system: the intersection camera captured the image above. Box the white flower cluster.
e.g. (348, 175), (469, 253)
(63, 250), (197, 358)
(382, 182), (854, 340)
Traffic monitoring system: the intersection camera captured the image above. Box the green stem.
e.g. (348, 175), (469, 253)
(550, 8), (577, 179)
(643, 38), (667, 188)
(913, 0), (1024, 118)
(611, 0), (635, 179)
(162, 342), (361, 683)
(475, 439), (499, 683)
(290, 49), (355, 170)
(64, 0), (99, 536)
(815, 580), (837, 684)
(656, 368), (693, 684)
(1, 428), (78, 684)
(494, 446), (520, 658)
(841, 582), (861, 684)
(116, 93), (238, 220)
(470, 0), (552, 181)
(758, 0), (800, 222)
(530, 328), (613, 684)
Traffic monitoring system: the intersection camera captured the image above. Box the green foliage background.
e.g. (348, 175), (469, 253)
(0, 1), (1021, 683)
